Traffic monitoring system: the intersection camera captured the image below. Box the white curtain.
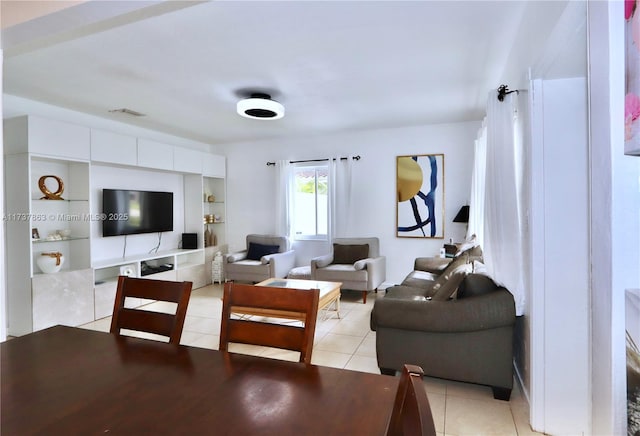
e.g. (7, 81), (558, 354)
(468, 120), (487, 247)
(274, 159), (293, 239)
(483, 92), (525, 315)
(328, 155), (354, 240)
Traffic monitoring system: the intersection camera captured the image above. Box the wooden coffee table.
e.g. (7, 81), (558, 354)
(231, 278), (342, 321)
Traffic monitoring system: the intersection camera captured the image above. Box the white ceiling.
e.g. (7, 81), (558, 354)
(2, 1), (568, 146)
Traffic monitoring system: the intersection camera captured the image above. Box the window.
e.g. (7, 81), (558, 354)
(291, 164), (328, 240)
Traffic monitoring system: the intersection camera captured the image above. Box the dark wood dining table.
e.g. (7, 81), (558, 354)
(1, 325), (399, 435)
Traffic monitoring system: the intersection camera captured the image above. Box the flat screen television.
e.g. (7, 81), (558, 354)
(102, 189), (173, 237)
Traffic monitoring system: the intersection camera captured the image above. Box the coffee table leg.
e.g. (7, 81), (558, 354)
(335, 296), (341, 319)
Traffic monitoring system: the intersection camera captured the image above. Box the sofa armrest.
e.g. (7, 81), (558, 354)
(414, 257), (451, 274)
(371, 288), (515, 333)
(353, 256), (386, 289)
(225, 251), (247, 263)
(263, 250), (296, 278)
(311, 254), (333, 271)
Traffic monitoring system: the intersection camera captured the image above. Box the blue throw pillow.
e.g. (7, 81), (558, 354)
(246, 242), (280, 261)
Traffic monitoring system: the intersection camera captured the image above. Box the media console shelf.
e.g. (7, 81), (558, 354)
(93, 248), (205, 283)
(93, 248), (206, 319)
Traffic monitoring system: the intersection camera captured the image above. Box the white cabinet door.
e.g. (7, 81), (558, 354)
(137, 138), (174, 170)
(174, 148), (203, 174)
(32, 269), (94, 331)
(29, 116), (91, 160)
(203, 153), (226, 177)
(91, 129), (137, 165)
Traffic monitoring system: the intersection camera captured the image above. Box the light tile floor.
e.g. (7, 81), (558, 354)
(80, 284), (544, 436)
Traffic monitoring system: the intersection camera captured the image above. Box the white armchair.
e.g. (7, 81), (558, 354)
(311, 237), (386, 304)
(224, 234), (295, 283)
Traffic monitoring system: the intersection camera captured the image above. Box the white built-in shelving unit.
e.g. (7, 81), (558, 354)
(3, 115), (227, 336)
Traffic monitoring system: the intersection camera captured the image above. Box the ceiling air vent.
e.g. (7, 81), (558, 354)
(108, 108), (146, 117)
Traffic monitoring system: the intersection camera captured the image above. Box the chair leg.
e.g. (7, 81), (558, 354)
(362, 290), (367, 304)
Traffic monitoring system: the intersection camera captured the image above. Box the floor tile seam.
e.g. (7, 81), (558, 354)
(444, 394), (519, 436)
(509, 405), (536, 436)
(444, 390), (515, 405)
(322, 331), (369, 340)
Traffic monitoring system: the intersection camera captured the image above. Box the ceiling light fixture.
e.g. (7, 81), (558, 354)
(237, 93), (284, 120)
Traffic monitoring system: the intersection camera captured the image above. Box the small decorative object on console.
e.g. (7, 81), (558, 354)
(37, 252), (64, 274)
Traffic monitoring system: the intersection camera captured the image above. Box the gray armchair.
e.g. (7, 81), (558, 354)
(224, 234), (295, 283)
(310, 237), (386, 304)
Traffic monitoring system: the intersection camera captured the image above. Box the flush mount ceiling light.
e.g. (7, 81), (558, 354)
(237, 93), (284, 120)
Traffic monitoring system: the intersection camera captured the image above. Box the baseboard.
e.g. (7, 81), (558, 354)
(513, 359), (530, 405)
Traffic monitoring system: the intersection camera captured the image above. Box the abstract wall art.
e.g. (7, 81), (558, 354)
(396, 154), (444, 239)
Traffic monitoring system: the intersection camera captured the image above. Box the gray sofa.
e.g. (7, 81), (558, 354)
(370, 256), (516, 400)
(224, 234), (295, 283)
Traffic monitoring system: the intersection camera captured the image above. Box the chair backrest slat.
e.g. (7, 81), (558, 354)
(387, 364), (437, 436)
(110, 276), (192, 344)
(219, 282), (319, 364)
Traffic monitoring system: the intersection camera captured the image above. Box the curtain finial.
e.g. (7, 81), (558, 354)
(497, 85), (519, 102)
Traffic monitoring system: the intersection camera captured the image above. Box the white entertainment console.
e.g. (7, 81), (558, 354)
(3, 115), (227, 336)
(93, 248), (207, 320)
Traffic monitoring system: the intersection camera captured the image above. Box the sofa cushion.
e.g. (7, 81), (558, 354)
(429, 253), (470, 300)
(383, 285), (431, 300)
(401, 270), (440, 289)
(454, 234), (478, 256)
(332, 244), (369, 265)
(459, 245), (484, 262)
(430, 263), (472, 300)
(457, 273), (499, 299)
(315, 264), (368, 282)
(246, 242), (280, 261)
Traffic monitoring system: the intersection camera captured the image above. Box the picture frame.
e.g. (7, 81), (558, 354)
(396, 154), (445, 239)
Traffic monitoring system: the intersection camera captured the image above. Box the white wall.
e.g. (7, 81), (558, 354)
(589, 1), (640, 434)
(90, 165), (185, 263)
(219, 121), (478, 284)
(530, 77), (590, 434)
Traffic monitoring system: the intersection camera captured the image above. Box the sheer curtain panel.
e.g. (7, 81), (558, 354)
(483, 93), (525, 315)
(275, 160), (292, 239)
(328, 155), (354, 240)
(468, 120), (487, 248)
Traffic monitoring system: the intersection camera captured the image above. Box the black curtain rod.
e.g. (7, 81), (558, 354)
(266, 155), (361, 166)
(497, 84), (520, 102)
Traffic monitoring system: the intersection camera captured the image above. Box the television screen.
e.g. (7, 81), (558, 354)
(102, 189), (173, 237)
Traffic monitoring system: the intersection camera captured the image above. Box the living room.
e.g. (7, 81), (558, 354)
(1, 1), (638, 435)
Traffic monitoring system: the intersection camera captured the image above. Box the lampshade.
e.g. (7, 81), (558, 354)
(453, 205), (470, 223)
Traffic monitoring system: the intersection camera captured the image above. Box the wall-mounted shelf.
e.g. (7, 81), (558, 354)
(33, 236), (89, 244)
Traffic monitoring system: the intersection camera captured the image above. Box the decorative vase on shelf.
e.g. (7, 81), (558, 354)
(204, 226), (212, 248)
(37, 252), (64, 274)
